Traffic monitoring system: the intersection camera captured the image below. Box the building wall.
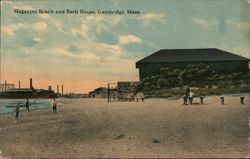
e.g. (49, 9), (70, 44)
(138, 61), (249, 80)
(90, 93), (107, 98)
(0, 84), (15, 92)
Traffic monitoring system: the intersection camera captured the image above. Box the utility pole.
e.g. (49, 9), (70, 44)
(4, 80), (6, 92)
(57, 85), (59, 94)
(61, 85), (64, 95)
(107, 82), (116, 103)
(107, 83), (110, 103)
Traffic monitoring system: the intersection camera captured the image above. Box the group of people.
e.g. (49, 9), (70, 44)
(183, 93), (194, 105)
(182, 86), (204, 105)
(117, 92), (145, 102)
(13, 98), (58, 123)
(182, 86), (195, 105)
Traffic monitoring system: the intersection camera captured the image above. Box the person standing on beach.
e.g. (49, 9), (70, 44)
(182, 86), (190, 105)
(52, 98), (57, 115)
(189, 91), (194, 105)
(183, 95), (188, 105)
(25, 99), (30, 114)
(14, 102), (21, 123)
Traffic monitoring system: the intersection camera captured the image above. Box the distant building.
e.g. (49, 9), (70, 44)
(1, 87), (35, 98)
(89, 87), (107, 98)
(63, 93), (88, 98)
(116, 81), (140, 101)
(136, 48), (250, 80)
(0, 78), (56, 99)
(0, 83), (15, 92)
(117, 81), (140, 93)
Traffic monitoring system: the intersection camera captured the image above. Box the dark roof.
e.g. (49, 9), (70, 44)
(89, 87), (107, 94)
(136, 48), (249, 68)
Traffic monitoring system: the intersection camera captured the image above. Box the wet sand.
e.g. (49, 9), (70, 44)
(0, 96), (249, 158)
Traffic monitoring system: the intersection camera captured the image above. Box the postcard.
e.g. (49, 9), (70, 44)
(0, 0), (249, 158)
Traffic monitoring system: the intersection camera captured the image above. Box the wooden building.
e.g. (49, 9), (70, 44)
(89, 87), (107, 98)
(136, 48), (249, 80)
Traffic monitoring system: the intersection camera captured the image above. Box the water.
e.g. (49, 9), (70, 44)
(221, 93), (250, 97)
(0, 99), (52, 115)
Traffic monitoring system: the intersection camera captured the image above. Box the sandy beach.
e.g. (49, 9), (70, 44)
(0, 96), (249, 158)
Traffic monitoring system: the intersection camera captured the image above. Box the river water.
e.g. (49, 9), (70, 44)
(0, 99), (52, 115)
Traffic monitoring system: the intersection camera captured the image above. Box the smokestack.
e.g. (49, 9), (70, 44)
(30, 78), (33, 89)
(4, 80), (6, 92)
(61, 85), (64, 95)
(57, 85), (59, 93)
(48, 86), (52, 91)
(19, 81), (21, 89)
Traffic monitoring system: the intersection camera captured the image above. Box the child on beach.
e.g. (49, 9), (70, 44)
(25, 99), (30, 114)
(14, 102), (21, 123)
(183, 95), (188, 105)
(52, 98), (57, 115)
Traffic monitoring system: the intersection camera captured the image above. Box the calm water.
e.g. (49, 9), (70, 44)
(0, 99), (52, 115)
(222, 93), (250, 96)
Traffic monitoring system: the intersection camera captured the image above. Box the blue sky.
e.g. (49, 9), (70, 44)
(1, 0), (249, 93)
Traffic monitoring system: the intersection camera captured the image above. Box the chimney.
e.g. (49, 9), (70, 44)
(57, 85), (59, 93)
(19, 81), (21, 89)
(61, 85), (64, 95)
(48, 86), (52, 91)
(4, 80), (7, 92)
(30, 78), (33, 89)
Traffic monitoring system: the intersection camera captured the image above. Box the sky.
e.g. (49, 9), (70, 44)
(1, 0), (249, 93)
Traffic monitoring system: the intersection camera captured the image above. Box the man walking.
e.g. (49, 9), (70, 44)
(52, 98), (57, 115)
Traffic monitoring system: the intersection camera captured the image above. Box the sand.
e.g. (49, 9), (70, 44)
(0, 96), (249, 158)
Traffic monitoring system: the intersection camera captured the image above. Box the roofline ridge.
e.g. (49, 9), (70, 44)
(136, 48), (249, 67)
(160, 48), (218, 51)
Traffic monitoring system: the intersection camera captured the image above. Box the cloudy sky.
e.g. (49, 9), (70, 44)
(1, 0), (249, 93)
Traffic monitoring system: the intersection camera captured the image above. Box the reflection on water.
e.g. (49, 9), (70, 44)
(0, 99), (52, 115)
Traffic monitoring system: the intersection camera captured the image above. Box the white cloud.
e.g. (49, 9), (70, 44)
(2, 21), (49, 36)
(52, 19), (71, 36)
(238, 22), (249, 30)
(82, 52), (100, 60)
(191, 17), (208, 27)
(2, 26), (16, 36)
(33, 21), (47, 32)
(50, 48), (99, 61)
(54, 20), (61, 28)
(1, 1), (14, 6)
(1, 23), (25, 36)
(70, 16), (100, 38)
(227, 20), (249, 30)
(139, 13), (166, 26)
(51, 48), (72, 56)
(71, 23), (91, 39)
(71, 15), (124, 39)
(39, 14), (50, 19)
(33, 37), (42, 42)
(99, 43), (123, 55)
(118, 34), (142, 45)
(68, 15), (126, 60)
(10, 1), (34, 10)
